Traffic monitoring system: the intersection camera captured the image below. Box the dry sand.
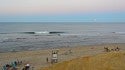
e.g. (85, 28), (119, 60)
(0, 43), (125, 70)
(42, 51), (125, 70)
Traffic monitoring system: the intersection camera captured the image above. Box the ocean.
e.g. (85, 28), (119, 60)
(0, 22), (125, 52)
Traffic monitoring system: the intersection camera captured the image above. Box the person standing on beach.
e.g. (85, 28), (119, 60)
(46, 57), (49, 63)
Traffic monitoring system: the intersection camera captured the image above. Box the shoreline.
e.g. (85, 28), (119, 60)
(0, 43), (124, 53)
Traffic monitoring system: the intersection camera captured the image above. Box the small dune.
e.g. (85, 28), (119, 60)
(41, 52), (125, 70)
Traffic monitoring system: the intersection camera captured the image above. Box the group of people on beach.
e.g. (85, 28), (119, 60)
(1, 60), (32, 70)
(1, 60), (22, 70)
(104, 46), (120, 52)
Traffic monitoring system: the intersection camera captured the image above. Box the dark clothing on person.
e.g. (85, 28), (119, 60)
(46, 57), (49, 62)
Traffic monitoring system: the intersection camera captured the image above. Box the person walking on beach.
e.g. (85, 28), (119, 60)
(46, 57), (49, 63)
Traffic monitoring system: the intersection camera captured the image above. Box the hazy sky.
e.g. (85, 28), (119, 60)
(0, 0), (125, 22)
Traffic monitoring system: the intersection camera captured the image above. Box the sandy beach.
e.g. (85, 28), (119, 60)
(1, 43), (125, 70)
(0, 0), (125, 69)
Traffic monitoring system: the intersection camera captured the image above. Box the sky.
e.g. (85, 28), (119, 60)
(0, 0), (125, 22)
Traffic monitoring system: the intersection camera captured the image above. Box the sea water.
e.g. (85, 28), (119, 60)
(0, 22), (125, 52)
